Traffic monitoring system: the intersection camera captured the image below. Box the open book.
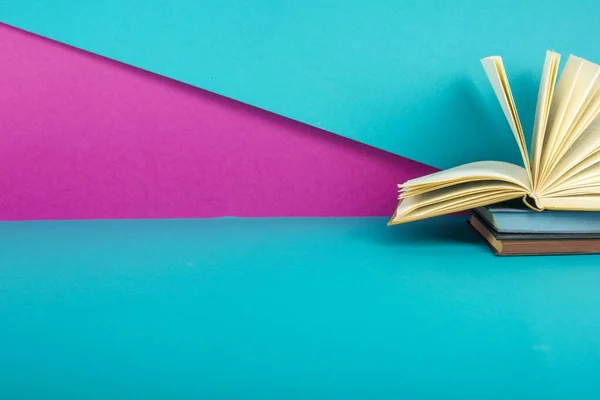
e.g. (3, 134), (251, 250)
(389, 51), (600, 225)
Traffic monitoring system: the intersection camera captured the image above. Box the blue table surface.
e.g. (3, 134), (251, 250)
(1, 217), (600, 399)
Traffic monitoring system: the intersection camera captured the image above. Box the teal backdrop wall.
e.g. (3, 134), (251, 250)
(2, 0), (598, 169)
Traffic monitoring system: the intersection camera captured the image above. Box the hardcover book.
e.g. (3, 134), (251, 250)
(468, 213), (600, 256)
(473, 200), (600, 235)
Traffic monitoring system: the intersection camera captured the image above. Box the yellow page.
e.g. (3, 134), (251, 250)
(531, 51), (560, 187)
(481, 56), (531, 180)
(399, 180), (527, 214)
(540, 116), (600, 192)
(542, 147), (600, 191)
(548, 162), (600, 193)
(546, 185), (600, 197)
(539, 195), (600, 211)
(539, 56), (585, 179)
(390, 190), (524, 225)
(400, 161), (531, 191)
(542, 57), (600, 175)
(547, 85), (600, 175)
(391, 170), (530, 225)
(411, 190), (524, 216)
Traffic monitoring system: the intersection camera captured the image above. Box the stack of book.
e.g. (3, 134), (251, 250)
(387, 51), (600, 257)
(469, 200), (600, 256)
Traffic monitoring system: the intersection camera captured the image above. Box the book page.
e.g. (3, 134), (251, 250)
(400, 161), (531, 191)
(539, 195), (600, 211)
(389, 186), (526, 225)
(547, 85), (600, 169)
(545, 185), (600, 197)
(407, 191), (522, 220)
(400, 180), (527, 211)
(539, 56), (600, 181)
(389, 162), (531, 225)
(481, 56), (531, 182)
(542, 156), (600, 198)
(531, 51), (561, 187)
(542, 144), (600, 191)
(539, 115), (600, 193)
(423, 193), (517, 217)
(538, 56), (584, 180)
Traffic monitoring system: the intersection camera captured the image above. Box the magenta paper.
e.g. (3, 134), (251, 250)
(0, 24), (434, 220)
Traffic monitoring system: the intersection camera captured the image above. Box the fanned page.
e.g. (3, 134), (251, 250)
(538, 55), (600, 185)
(399, 161), (531, 190)
(538, 116), (600, 197)
(534, 55), (600, 202)
(388, 161), (531, 225)
(547, 61), (600, 167)
(388, 50), (600, 226)
(540, 195), (600, 211)
(481, 56), (532, 183)
(546, 148), (600, 193)
(531, 51), (560, 188)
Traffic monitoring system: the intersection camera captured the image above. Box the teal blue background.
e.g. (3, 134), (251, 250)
(1, 217), (600, 398)
(2, 1), (600, 168)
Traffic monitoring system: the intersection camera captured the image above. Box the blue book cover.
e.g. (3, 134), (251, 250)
(474, 200), (600, 234)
